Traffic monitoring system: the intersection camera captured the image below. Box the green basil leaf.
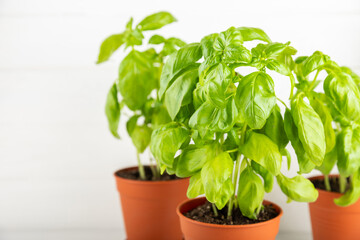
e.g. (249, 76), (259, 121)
(240, 132), (282, 176)
(164, 66), (198, 119)
(126, 115), (139, 136)
(149, 34), (165, 44)
(118, 50), (156, 110)
(251, 161), (274, 193)
(202, 63), (234, 108)
(137, 11), (176, 31)
(310, 97), (335, 153)
(264, 42), (289, 58)
(201, 152), (234, 209)
(291, 96), (325, 166)
(150, 122), (190, 173)
(324, 72), (360, 123)
(316, 146), (337, 175)
(105, 83), (122, 139)
(159, 43), (202, 98)
(151, 105), (171, 129)
(130, 125), (152, 153)
(236, 71), (276, 129)
(335, 168), (360, 207)
(266, 59), (291, 76)
(189, 98), (238, 135)
(302, 51), (330, 76)
(337, 126), (360, 177)
(237, 27), (271, 43)
(200, 33), (219, 59)
(276, 173), (318, 202)
(213, 27), (251, 64)
(187, 171), (204, 198)
(237, 165), (265, 219)
(284, 109), (315, 173)
(341, 66), (360, 88)
(176, 144), (218, 178)
(263, 105), (288, 149)
(97, 34), (125, 64)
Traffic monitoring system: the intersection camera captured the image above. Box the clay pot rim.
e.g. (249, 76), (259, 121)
(176, 197), (283, 229)
(114, 166), (189, 185)
(308, 174), (343, 198)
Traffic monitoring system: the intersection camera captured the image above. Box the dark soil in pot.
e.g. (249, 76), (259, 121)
(311, 176), (350, 193)
(115, 166), (179, 181)
(184, 201), (278, 225)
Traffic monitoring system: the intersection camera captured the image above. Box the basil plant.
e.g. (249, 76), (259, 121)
(98, 12), (186, 180)
(151, 27), (322, 219)
(293, 51), (360, 207)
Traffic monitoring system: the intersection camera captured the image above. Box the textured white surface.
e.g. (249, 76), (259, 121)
(0, 0), (359, 238)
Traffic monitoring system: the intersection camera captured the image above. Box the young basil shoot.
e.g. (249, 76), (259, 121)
(98, 12), (186, 180)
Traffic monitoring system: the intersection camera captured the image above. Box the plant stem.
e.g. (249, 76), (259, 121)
(324, 175), (331, 192)
(136, 151), (146, 180)
(212, 203), (219, 217)
(339, 175), (346, 194)
(289, 74), (295, 99)
(309, 70), (320, 91)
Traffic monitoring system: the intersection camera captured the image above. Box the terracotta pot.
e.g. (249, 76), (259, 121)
(177, 197), (283, 240)
(308, 175), (360, 240)
(114, 166), (189, 240)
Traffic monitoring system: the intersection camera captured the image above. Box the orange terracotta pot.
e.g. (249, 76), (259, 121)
(308, 175), (360, 240)
(114, 166), (189, 240)
(177, 197), (283, 240)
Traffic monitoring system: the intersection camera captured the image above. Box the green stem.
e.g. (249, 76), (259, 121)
(324, 175), (331, 192)
(276, 97), (288, 109)
(136, 152), (146, 180)
(289, 74), (295, 99)
(212, 203), (219, 217)
(309, 70), (320, 91)
(339, 175), (346, 194)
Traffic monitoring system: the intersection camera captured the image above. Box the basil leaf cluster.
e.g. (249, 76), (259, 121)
(151, 27), (321, 218)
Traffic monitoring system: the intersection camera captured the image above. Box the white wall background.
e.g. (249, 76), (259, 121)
(0, 0), (359, 239)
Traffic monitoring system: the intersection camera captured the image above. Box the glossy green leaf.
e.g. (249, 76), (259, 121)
(187, 171), (204, 198)
(291, 96), (325, 166)
(263, 105), (289, 149)
(337, 126), (360, 177)
(200, 33), (219, 59)
(276, 173), (318, 202)
(301, 51), (330, 76)
(130, 125), (152, 153)
(341, 66), (360, 88)
(266, 59), (291, 76)
(137, 12), (176, 31)
(159, 43), (202, 98)
(150, 123), (190, 172)
(149, 34), (165, 44)
(240, 132), (282, 176)
(237, 165), (265, 219)
(202, 63), (233, 108)
(126, 115), (139, 136)
(97, 34), (125, 64)
(189, 98), (238, 134)
(236, 71), (276, 129)
(164, 66), (198, 119)
(201, 152), (234, 209)
(118, 50), (156, 110)
(105, 83), (122, 139)
(176, 144), (218, 178)
(335, 168), (360, 207)
(310, 97), (335, 153)
(151, 105), (171, 129)
(324, 72), (360, 123)
(237, 27), (271, 43)
(251, 161), (274, 193)
(316, 146), (337, 175)
(284, 109), (315, 173)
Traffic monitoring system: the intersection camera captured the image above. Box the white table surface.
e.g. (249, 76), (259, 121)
(0, 230), (312, 240)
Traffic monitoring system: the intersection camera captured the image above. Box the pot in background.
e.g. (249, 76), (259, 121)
(177, 197), (283, 240)
(308, 175), (360, 240)
(115, 166), (189, 240)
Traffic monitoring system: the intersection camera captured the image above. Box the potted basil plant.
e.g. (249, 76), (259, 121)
(292, 51), (360, 240)
(97, 12), (189, 240)
(151, 27), (323, 240)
